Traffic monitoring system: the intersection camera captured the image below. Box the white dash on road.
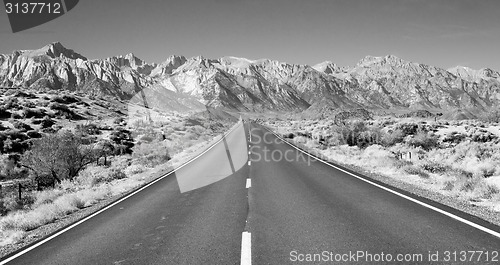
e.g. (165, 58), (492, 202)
(241, 232), (251, 265)
(248, 151), (251, 155)
(246, 179), (251, 188)
(248, 161), (251, 166)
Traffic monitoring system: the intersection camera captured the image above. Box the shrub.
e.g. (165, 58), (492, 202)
(76, 123), (101, 136)
(10, 112), (22, 119)
(442, 180), (454, 191)
(407, 130), (439, 151)
(458, 177), (481, 192)
(2, 137), (30, 154)
(20, 131), (97, 183)
(471, 132), (497, 143)
(76, 167), (107, 187)
(0, 154), (27, 180)
(11, 120), (33, 132)
(39, 116), (56, 129)
(356, 129), (380, 149)
(395, 123), (419, 136)
(442, 132), (467, 144)
(402, 165), (430, 178)
(125, 164), (146, 175)
(133, 142), (171, 167)
(421, 161), (449, 174)
(333, 121), (368, 146)
(110, 128), (134, 155)
(381, 129), (405, 147)
(3, 98), (20, 110)
(0, 200), (8, 216)
(21, 108), (46, 119)
(479, 184), (500, 199)
(0, 193), (35, 213)
(26, 130), (42, 139)
(49, 102), (69, 111)
(108, 168), (127, 181)
(139, 135), (154, 143)
(0, 107), (11, 119)
(0, 123), (8, 131)
(77, 166), (126, 186)
(48, 103), (83, 120)
(33, 189), (64, 207)
(51, 95), (80, 104)
(113, 117), (125, 125)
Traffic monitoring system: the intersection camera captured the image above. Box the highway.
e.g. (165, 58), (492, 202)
(2, 121), (500, 264)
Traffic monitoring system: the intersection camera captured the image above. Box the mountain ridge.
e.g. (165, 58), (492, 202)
(1, 43), (499, 117)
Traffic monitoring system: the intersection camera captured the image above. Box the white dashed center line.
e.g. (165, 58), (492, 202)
(240, 232), (252, 265)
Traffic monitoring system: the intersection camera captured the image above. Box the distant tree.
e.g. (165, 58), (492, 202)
(95, 139), (115, 166)
(20, 131), (97, 183)
(110, 128), (134, 155)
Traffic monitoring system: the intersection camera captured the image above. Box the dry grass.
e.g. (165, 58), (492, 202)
(266, 116), (500, 211)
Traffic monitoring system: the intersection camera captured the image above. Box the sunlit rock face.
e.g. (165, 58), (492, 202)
(1, 43), (499, 114)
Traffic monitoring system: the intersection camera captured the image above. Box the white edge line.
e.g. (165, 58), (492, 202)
(246, 179), (251, 189)
(0, 121), (244, 265)
(240, 231), (252, 265)
(268, 128), (500, 239)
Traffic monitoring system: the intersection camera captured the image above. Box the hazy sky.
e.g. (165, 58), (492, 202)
(1, 0), (499, 70)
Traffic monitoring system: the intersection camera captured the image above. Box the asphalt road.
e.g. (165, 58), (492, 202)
(3, 121), (500, 264)
(247, 123), (500, 264)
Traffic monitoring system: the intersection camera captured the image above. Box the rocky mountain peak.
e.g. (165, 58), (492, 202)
(149, 55), (187, 76)
(448, 66), (500, 81)
(357, 55), (409, 68)
(312, 61), (339, 74)
(108, 53), (143, 68)
(22, 42), (87, 60)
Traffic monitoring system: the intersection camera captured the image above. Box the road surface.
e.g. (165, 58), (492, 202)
(2, 122), (500, 264)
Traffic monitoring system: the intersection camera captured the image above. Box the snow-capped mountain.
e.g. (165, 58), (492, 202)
(1, 42), (499, 114)
(448, 66), (500, 82)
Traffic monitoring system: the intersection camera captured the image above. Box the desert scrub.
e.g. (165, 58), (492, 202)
(401, 165), (430, 179)
(407, 129), (439, 150)
(132, 141), (171, 167)
(76, 166), (127, 187)
(124, 164), (147, 175)
(426, 142), (500, 177)
(32, 189), (65, 207)
(0, 194), (85, 232)
(0, 193), (36, 215)
(420, 161), (450, 174)
(381, 128), (405, 147)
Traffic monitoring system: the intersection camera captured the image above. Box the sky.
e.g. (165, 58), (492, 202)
(1, 0), (499, 70)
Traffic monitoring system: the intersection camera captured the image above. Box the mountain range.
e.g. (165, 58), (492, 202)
(1, 42), (499, 117)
